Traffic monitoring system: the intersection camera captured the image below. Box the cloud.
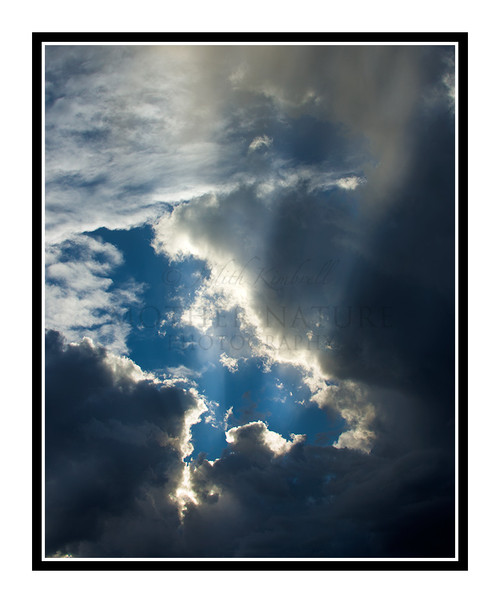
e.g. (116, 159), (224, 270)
(44, 330), (206, 557)
(152, 181), (380, 450)
(46, 46), (454, 243)
(45, 46), (225, 243)
(45, 234), (142, 353)
(223, 45), (454, 199)
(226, 421), (305, 456)
(186, 422), (454, 558)
(248, 134), (273, 152)
(219, 352), (239, 372)
(333, 175), (366, 190)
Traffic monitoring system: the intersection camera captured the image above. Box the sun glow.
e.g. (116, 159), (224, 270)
(172, 463), (198, 518)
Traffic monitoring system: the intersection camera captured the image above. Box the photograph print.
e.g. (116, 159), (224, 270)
(36, 34), (466, 568)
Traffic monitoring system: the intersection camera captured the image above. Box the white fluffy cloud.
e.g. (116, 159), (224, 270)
(45, 235), (142, 353)
(225, 421), (305, 456)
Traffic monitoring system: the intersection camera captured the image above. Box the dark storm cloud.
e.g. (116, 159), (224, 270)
(314, 82), (456, 456)
(185, 422), (454, 557)
(44, 330), (200, 557)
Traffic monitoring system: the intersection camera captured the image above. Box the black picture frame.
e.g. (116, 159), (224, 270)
(33, 32), (468, 571)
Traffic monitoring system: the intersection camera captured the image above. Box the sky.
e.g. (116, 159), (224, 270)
(44, 43), (456, 559)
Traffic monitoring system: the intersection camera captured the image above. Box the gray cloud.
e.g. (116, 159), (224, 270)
(44, 330), (206, 557)
(185, 420), (454, 558)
